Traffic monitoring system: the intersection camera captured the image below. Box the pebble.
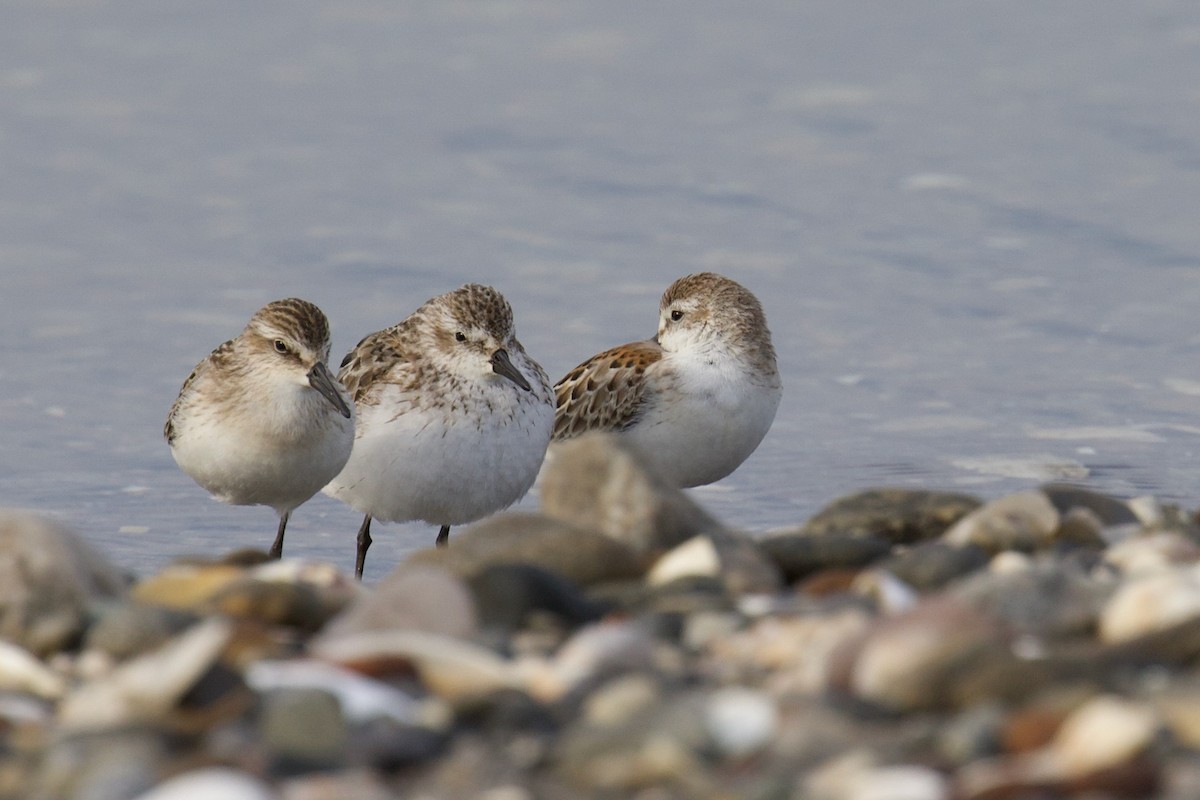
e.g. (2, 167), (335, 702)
(848, 599), (1007, 712)
(7, 477), (1200, 798)
(801, 488), (981, 544)
(758, 530), (893, 582)
(1049, 694), (1158, 778)
(130, 768), (277, 800)
(467, 562), (606, 632)
(312, 628), (523, 707)
(649, 531), (781, 595)
(0, 509), (127, 656)
(260, 688), (347, 773)
(406, 511), (645, 586)
(540, 432), (723, 555)
(319, 566), (477, 640)
(1105, 531), (1200, 576)
(0, 640), (65, 699)
(943, 490), (1060, 552)
(57, 618), (233, 731)
(879, 541), (989, 591)
(951, 556), (1113, 638)
(1099, 564), (1200, 643)
(703, 685), (778, 759)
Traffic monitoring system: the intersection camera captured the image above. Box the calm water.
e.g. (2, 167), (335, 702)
(4, 1), (1200, 580)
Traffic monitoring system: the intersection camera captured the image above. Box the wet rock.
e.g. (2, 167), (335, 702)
(406, 512), (644, 586)
(879, 541), (989, 591)
(540, 432), (723, 556)
(801, 488), (981, 544)
(0, 509), (128, 657)
(759, 530), (893, 582)
(261, 688), (347, 774)
(648, 531), (781, 595)
(321, 566), (477, 641)
(951, 556), (1113, 638)
(943, 490), (1060, 553)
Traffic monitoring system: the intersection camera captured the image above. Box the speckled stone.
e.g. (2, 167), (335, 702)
(801, 489), (982, 544)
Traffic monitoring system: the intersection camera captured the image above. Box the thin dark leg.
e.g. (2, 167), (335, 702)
(436, 525), (450, 548)
(269, 512), (289, 559)
(355, 515), (373, 580)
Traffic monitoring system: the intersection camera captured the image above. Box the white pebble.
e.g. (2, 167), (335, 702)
(704, 686), (778, 758)
(1050, 695), (1158, 777)
(850, 765), (950, 800)
(1099, 565), (1200, 643)
(647, 535), (720, 585)
(131, 768), (276, 800)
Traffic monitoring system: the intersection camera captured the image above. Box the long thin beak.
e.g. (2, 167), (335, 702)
(308, 361), (352, 418)
(490, 348), (532, 392)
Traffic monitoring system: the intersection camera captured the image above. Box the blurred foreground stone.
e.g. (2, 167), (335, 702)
(6, 464), (1200, 799)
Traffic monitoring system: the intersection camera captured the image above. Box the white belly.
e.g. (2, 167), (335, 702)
(325, 387), (554, 526)
(624, 363), (781, 487)
(171, 398), (354, 515)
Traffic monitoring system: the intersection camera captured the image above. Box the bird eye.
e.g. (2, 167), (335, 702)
(455, 331), (467, 342)
(670, 310), (684, 322)
(273, 340), (289, 354)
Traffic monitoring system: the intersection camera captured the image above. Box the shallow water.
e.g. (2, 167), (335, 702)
(4, 1), (1200, 579)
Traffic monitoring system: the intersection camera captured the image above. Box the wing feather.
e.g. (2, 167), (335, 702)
(552, 340), (662, 440)
(164, 338), (235, 443)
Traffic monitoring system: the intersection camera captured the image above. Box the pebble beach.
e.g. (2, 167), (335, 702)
(6, 432), (1200, 799)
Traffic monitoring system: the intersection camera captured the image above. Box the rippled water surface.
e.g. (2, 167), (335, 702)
(5, 1), (1200, 579)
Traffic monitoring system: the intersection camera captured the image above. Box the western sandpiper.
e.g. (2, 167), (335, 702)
(553, 272), (781, 487)
(165, 298), (354, 558)
(323, 284), (554, 578)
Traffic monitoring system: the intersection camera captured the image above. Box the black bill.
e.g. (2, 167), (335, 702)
(308, 361), (353, 418)
(490, 348), (533, 392)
